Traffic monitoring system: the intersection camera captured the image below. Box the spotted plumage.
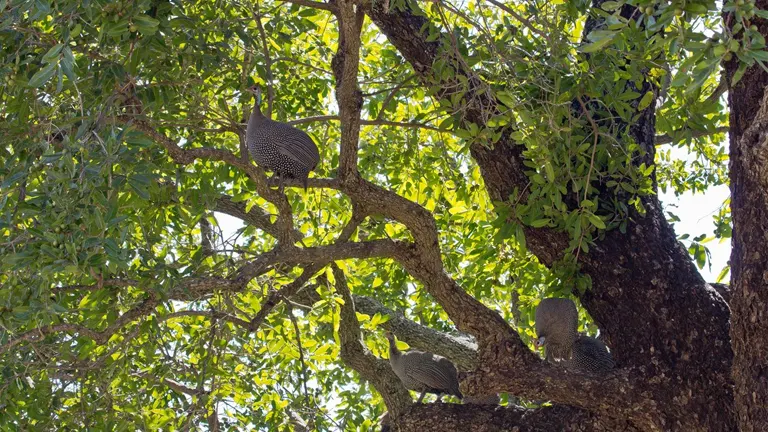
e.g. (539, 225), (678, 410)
(385, 332), (462, 403)
(246, 85), (320, 190)
(564, 335), (615, 374)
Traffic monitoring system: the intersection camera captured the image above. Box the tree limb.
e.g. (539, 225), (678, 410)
(333, 264), (413, 419)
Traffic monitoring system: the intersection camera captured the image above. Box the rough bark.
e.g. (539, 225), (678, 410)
(725, 4), (768, 429)
(397, 403), (638, 432)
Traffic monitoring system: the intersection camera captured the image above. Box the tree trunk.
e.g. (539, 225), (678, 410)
(725, 3), (768, 430)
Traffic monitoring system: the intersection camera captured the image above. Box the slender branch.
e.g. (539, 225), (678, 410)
(286, 303), (310, 404)
(375, 75), (416, 121)
(274, 56), (332, 75)
(52, 278), (138, 292)
(280, 0), (338, 13)
(254, 0), (275, 117)
(654, 126), (729, 145)
(134, 371), (207, 396)
(247, 264), (322, 332)
(705, 78), (727, 105)
(484, 0), (549, 42)
(0, 296), (156, 355)
(214, 194), (304, 242)
(286, 114), (447, 132)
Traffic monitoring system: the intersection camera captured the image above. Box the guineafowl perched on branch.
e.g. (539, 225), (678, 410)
(565, 335), (615, 374)
(245, 85), (320, 191)
(385, 331), (463, 403)
(534, 297), (578, 363)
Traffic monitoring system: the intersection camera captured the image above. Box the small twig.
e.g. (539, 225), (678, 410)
(485, 0), (550, 42)
(375, 75), (416, 121)
(286, 302), (311, 406)
(284, 114), (447, 132)
(654, 126), (729, 145)
(280, 0), (338, 13)
(576, 96), (600, 204)
(254, 0), (275, 117)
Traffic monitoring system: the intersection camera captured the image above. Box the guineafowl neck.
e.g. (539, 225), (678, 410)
(388, 342), (400, 358)
(250, 101), (266, 121)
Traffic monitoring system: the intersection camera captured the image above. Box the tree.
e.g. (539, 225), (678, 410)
(0, 0), (765, 430)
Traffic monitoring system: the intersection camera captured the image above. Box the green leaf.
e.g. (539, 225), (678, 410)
(588, 214), (606, 229)
(637, 91), (654, 111)
(42, 43), (64, 63)
(716, 266), (730, 283)
(581, 34), (616, 53)
(134, 14), (160, 35)
(601, 1), (623, 11)
(530, 218), (550, 228)
(27, 61), (58, 88)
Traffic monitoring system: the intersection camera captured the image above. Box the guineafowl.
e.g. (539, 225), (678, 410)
(385, 331), (462, 403)
(245, 85), (320, 191)
(534, 297), (578, 363)
(565, 335), (615, 374)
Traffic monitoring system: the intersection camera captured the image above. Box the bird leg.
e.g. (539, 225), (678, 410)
(416, 391), (426, 403)
(435, 394), (444, 403)
(276, 173), (285, 194)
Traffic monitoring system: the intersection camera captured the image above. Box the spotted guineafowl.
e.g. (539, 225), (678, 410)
(565, 335), (615, 374)
(385, 331), (462, 403)
(246, 85), (320, 191)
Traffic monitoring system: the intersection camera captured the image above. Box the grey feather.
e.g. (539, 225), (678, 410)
(564, 335), (615, 374)
(385, 332), (462, 401)
(246, 86), (320, 190)
(535, 297), (578, 362)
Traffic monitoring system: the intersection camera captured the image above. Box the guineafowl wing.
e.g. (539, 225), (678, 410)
(403, 352), (459, 397)
(275, 125), (320, 171)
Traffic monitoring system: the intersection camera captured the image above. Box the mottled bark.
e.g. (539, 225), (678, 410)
(725, 4), (768, 429)
(396, 403), (638, 432)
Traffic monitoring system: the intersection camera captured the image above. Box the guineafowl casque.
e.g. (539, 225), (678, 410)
(534, 297), (578, 363)
(245, 85), (320, 191)
(564, 335), (615, 374)
(385, 331), (463, 403)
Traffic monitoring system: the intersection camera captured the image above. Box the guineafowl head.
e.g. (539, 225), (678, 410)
(534, 335), (547, 348)
(246, 84), (262, 104)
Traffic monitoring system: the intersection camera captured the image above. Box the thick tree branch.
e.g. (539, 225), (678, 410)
(397, 403), (638, 432)
(352, 296), (478, 370)
(333, 265), (413, 419)
(333, 0), (365, 178)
